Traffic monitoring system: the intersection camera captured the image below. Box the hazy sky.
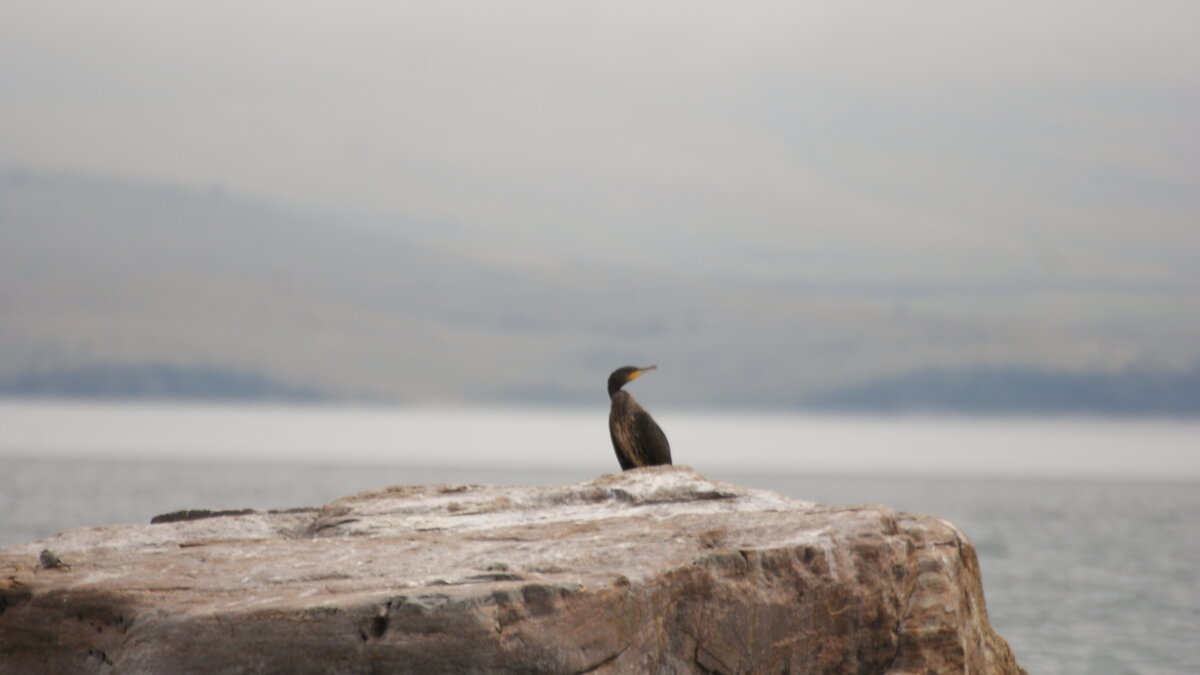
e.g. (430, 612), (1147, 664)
(4, 2), (1200, 378)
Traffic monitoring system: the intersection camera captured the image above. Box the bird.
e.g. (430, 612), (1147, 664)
(38, 549), (71, 571)
(607, 365), (672, 470)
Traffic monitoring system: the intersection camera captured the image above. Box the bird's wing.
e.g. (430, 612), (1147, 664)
(609, 425), (637, 470)
(634, 409), (672, 465)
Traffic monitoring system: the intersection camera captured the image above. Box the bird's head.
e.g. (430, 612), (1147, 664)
(608, 365), (657, 398)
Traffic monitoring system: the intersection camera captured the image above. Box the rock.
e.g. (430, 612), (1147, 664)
(0, 466), (1025, 674)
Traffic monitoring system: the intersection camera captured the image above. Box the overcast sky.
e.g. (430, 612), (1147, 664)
(3, 2), (1199, 365)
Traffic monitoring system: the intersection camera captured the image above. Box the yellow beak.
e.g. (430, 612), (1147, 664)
(629, 365), (658, 381)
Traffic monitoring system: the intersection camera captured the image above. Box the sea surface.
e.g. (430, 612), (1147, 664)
(2, 401), (1198, 674)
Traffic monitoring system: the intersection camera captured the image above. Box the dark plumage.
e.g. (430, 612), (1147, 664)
(607, 365), (672, 470)
(38, 549), (71, 571)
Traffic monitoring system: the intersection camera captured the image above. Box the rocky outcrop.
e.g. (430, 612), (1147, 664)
(0, 466), (1024, 674)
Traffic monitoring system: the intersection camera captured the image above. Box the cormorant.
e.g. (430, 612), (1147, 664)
(38, 549), (71, 571)
(608, 365), (672, 470)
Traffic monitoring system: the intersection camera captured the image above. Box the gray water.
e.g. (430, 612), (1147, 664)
(2, 456), (1197, 674)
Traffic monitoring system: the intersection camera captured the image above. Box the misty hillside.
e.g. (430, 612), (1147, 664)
(811, 366), (1200, 416)
(2, 169), (796, 404)
(3, 168), (1197, 412)
(0, 364), (325, 402)
(1, 169), (643, 403)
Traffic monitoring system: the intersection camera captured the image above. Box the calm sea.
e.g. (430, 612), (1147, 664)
(1, 401), (1198, 674)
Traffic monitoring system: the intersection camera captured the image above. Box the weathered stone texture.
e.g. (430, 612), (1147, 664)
(0, 466), (1024, 674)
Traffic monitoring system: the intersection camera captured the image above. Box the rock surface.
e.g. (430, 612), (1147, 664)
(0, 466), (1025, 674)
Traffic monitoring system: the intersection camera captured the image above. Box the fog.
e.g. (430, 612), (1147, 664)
(2, 2), (1199, 407)
(5, 3), (1197, 275)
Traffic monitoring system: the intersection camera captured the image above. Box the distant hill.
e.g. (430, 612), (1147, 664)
(0, 364), (326, 402)
(807, 365), (1200, 416)
(3, 167), (1199, 414)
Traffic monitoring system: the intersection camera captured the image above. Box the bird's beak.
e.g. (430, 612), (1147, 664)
(630, 365), (658, 380)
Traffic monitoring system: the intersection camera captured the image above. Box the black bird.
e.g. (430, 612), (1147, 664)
(608, 365), (672, 470)
(38, 549), (71, 572)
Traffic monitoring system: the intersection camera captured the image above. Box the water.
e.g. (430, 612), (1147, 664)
(2, 402), (1199, 674)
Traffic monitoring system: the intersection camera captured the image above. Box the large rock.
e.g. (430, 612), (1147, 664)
(0, 466), (1024, 674)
